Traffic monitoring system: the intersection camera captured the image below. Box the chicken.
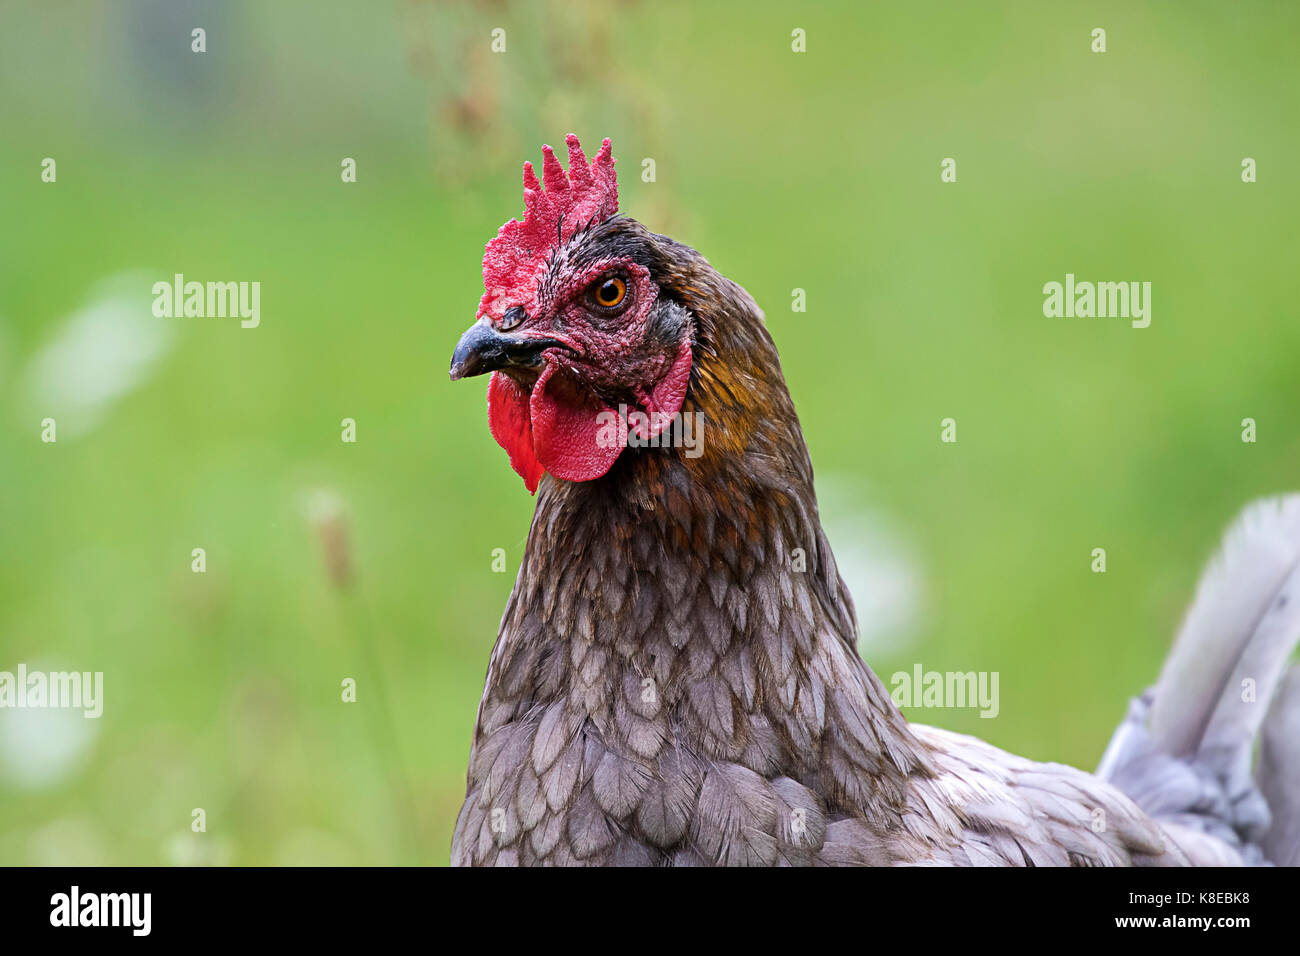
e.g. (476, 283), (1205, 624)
(446, 134), (1300, 866)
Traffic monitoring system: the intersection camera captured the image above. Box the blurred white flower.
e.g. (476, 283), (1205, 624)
(816, 475), (926, 656)
(165, 832), (234, 867)
(27, 816), (109, 865)
(21, 271), (175, 438)
(0, 680), (99, 790)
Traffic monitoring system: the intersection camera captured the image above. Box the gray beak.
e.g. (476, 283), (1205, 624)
(449, 321), (558, 381)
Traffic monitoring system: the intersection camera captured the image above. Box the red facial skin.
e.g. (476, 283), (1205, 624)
(478, 136), (693, 493)
(487, 258), (693, 493)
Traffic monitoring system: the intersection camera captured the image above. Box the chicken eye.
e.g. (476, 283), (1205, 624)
(500, 305), (527, 331)
(591, 276), (627, 310)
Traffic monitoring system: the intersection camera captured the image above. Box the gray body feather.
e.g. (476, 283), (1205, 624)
(453, 489), (1300, 865)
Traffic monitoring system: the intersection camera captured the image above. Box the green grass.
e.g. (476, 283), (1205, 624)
(1, 0), (1298, 864)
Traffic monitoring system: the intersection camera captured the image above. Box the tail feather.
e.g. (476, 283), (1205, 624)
(1259, 665), (1300, 866)
(1150, 495), (1300, 763)
(1099, 496), (1300, 865)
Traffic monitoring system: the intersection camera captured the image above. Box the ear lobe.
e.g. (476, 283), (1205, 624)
(631, 336), (693, 441)
(488, 372), (546, 493)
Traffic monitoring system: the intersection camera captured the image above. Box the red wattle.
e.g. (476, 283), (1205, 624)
(488, 372), (545, 494)
(486, 335), (693, 492)
(529, 363), (624, 483)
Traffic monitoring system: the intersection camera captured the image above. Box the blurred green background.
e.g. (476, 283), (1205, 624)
(1, 1), (1297, 864)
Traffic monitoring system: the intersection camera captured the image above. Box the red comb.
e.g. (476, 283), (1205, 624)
(478, 134), (618, 321)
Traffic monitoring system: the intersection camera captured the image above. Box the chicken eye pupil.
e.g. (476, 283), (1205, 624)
(596, 278), (625, 307)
